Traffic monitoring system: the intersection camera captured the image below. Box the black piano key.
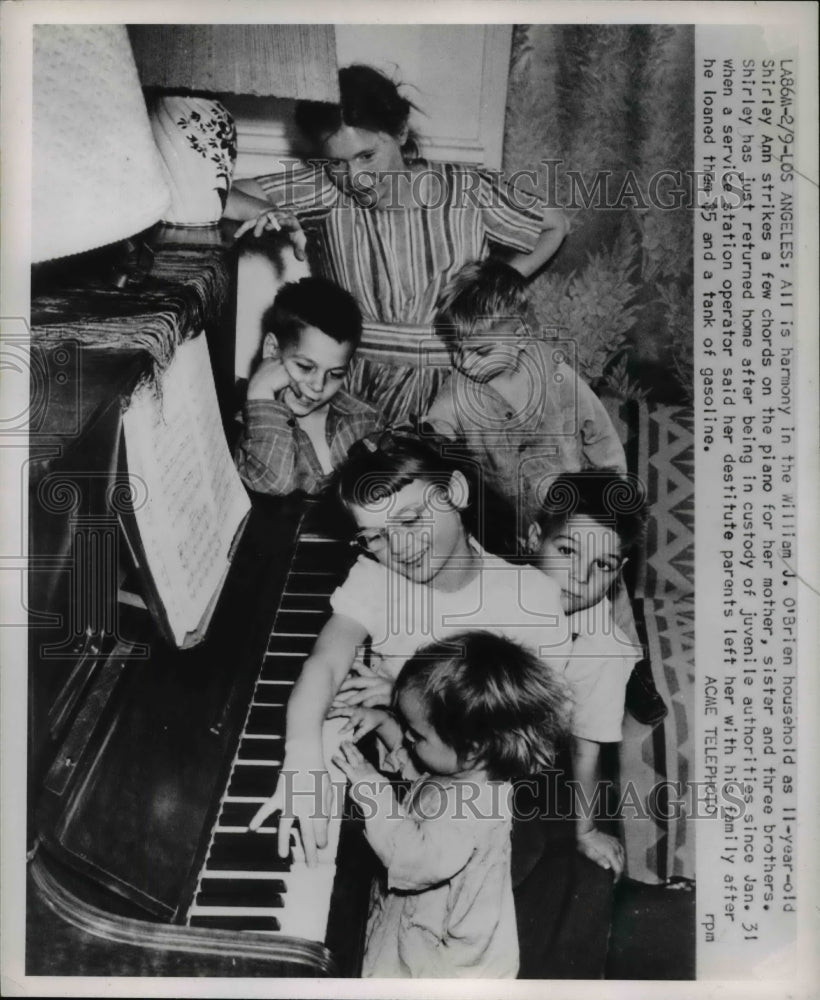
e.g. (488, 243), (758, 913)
(286, 572), (339, 595)
(196, 878), (286, 908)
(273, 611), (325, 635)
(219, 800), (277, 829)
(189, 914), (281, 932)
(246, 704), (286, 732)
(266, 633), (315, 655)
(226, 764), (279, 799)
(237, 737), (283, 762)
(279, 592), (332, 614)
(260, 656), (305, 683)
(207, 832), (292, 871)
(291, 542), (351, 573)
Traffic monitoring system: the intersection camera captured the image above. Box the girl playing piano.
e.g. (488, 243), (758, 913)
(249, 430), (572, 863)
(330, 631), (569, 978)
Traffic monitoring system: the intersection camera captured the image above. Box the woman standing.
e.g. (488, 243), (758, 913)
(225, 64), (566, 423)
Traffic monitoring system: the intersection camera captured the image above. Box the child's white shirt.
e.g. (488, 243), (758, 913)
(565, 595), (643, 742)
(330, 537), (572, 680)
(361, 769), (517, 978)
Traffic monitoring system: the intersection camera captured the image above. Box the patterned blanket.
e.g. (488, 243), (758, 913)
(611, 400), (695, 883)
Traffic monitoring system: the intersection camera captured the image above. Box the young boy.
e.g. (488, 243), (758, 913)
(530, 470), (648, 874)
(235, 276), (381, 495)
(424, 259), (626, 532)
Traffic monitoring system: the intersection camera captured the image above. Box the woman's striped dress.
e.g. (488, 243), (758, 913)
(255, 160), (543, 423)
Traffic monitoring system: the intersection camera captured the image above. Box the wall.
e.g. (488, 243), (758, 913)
(225, 24), (512, 178)
(229, 24), (512, 380)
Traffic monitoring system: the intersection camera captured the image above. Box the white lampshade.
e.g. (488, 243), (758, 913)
(32, 25), (171, 263)
(127, 25), (339, 102)
(126, 25), (339, 226)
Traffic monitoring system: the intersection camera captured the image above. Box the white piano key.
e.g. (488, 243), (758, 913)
(189, 905), (285, 918)
(185, 517), (353, 944)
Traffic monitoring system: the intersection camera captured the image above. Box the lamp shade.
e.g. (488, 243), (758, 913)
(32, 25), (171, 263)
(127, 25), (339, 101)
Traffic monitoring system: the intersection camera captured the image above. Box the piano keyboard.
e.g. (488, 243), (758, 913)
(186, 510), (355, 941)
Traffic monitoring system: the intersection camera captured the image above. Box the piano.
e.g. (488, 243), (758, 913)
(27, 493), (376, 977)
(25, 231), (375, 978)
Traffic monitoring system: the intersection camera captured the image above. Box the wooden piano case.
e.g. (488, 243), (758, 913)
(26, 232), (373, 977)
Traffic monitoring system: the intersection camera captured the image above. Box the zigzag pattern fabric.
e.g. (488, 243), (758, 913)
(619, 402), (695, 883)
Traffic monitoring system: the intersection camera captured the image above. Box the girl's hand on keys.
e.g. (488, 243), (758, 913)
(248, 743), (330, 867)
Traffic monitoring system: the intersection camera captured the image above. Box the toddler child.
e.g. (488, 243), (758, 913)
(249, 431), (573, 864)
(235, 276), (381, 495)
(424, 259), (626, 532)
(530, 470), (648, 873)
(331, 631), (570, 978)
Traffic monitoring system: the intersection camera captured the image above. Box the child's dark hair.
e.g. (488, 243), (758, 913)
(334, 428), (518, 554)
(536, 471), (648, 557)
(394, 631), (570, 781)
(434, 259), (529, 356)
(263, 276), (362, 349)
(336, 428), (462, 514)
(295, 64), (421, 163)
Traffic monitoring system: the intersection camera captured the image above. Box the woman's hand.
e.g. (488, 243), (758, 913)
(248, 741), (331, 868)
(234, 208), (307, 260)
(576, 828), (625, 879)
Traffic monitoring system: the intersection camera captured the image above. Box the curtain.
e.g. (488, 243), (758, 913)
(503, 24), (694, 404)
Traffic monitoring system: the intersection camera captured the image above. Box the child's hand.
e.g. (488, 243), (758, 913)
(331, 741), (385, 807)
(246, 356), (292, 401)
(326, 704), (391, 741)
(333, 671), (394, 709)
(576, 828), (625, 879)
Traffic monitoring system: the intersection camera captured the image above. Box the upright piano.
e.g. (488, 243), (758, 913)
(25, 231), (374, 978)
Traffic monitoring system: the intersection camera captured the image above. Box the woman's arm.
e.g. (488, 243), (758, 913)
(508, 206), (569, 278)
(223, 178), (273, 221)
(249, 613), (369, 865)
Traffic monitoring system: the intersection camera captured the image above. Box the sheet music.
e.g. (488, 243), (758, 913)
(123, 333), (250, 645)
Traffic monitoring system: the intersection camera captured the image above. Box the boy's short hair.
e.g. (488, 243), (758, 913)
(263, 276), (363, 349)
(394, 631), (570, 781)
(536, 471), (648, 557)
(434, 259), (529, 355)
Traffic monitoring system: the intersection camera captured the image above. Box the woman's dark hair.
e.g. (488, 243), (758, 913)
(263, 276), (363, 349)
(295, 64), (422, 162)
(393, 631), (571, 781)
(536, 471), (649, 557)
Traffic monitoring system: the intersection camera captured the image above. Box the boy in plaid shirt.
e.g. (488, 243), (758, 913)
(235, 277), (382, 496)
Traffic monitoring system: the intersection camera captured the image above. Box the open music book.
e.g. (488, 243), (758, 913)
(121, 333), (250, 648)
